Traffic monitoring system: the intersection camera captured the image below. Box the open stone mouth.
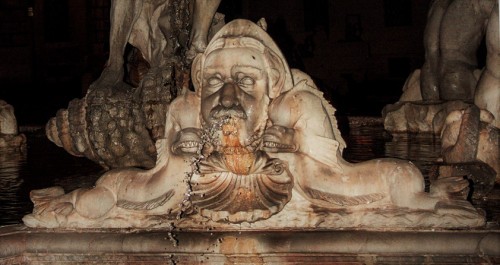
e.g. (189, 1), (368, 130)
(173, 140), (200, 153)
(263, 141), (295, 150)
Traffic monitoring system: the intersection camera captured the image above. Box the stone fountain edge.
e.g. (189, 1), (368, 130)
(0, 224), (499, 263)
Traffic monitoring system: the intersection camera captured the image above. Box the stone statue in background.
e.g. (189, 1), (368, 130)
(23, 19), (484, 229)
(45, 0), (222, 169)
(423, 0), (499, 128)
(0, 100), (26, 151)
(93, 0), (222, 94)
(384, 0), (499, 198)
(384, 0), (499, 133)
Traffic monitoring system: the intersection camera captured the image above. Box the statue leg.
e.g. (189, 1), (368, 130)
(186, 0), (222, 59)
(421, 0), (453, 101)
(92, 0), (143, 89)
(475, 1), (500, 128)
(438, 0), (492, 101)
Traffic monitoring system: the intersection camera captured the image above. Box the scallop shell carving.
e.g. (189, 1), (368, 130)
(191, 168), (293, 223)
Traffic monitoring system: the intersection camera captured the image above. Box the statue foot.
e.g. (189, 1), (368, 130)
(186, 42), (207, 61)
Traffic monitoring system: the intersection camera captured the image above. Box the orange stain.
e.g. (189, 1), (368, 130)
(221, 122), (255, 174)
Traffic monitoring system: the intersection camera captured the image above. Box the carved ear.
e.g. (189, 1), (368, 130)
(265, 49), (286, 99)
(191, 54), (204, 95)
(269, 68), (284, 99)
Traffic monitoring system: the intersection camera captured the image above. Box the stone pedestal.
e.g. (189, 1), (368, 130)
(1, 225), (499, 264)
(382, 100), (470, 134)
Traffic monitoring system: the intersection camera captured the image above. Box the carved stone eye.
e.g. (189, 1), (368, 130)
(207, 77), (223, 86)
(238, 76), (254, 86)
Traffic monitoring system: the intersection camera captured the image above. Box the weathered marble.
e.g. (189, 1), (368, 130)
(0, 100), (26, 151)
(45, 0), (222, 169)
(1, 225), (499, 264)
(382, 100), (470, 134)
(0, 226), (500, 264)
(384, 0), (500, 133)
(383, 1), (500, 190)
(23, 19), (484, 229)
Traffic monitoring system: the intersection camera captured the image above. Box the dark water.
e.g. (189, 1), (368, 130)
(0, 130), (103, 225)
(343, 118), (442, 191)
(0, 118), (497, 227)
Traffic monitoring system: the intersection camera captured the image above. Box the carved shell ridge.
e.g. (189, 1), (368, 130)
(191, 170), (293, 223)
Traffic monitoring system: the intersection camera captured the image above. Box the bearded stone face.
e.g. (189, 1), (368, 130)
(200, 47), (270, 150)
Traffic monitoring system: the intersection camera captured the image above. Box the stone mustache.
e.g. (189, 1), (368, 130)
(23, 19), (484, 229)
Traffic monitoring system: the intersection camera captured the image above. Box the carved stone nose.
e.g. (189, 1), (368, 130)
(220, 82), (238, 108)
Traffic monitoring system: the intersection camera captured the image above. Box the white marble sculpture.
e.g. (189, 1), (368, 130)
(383, 1), (499, 192)
(384, 0), (500, 133)
(23, 19), (484, 229)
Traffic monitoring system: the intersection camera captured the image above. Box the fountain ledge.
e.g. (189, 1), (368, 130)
(0, 225), (499, 264)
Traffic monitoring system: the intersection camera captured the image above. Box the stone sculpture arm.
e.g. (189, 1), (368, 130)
(265, 77), (342, 170)
(420, 0), (453, 100)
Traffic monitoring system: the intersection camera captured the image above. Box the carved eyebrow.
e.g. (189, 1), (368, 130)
(232, 65), (264, 77)
(203, 70), (222, 80)
(232, 65), (261, 71)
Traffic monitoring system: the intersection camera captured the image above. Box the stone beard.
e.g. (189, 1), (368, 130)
(200, 105), (268, 152)
(193, 96), (291, 224)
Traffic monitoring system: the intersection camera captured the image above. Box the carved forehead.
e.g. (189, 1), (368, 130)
(206, 19), (292, 79)
(203, 46), (267, 73)
(205, 36), (267, 55)
(192, 19), (294, 95)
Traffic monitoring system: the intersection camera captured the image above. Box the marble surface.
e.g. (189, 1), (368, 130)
(0, 225), (499, 264)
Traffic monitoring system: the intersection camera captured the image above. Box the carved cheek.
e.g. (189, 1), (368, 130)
(240, 83), (266, 110)
(242, 96), (264, 125)
(243, 97), (256, 114)
(201, 90), (220, 116)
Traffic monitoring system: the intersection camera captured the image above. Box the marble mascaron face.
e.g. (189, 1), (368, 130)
(200, 47), (270, 148)
(21, 18), (486, 229)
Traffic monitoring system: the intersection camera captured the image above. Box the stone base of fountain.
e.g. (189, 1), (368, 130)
(382, 100), (471, 134)
(1, 225), (499, 264)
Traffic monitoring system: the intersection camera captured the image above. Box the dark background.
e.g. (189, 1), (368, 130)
(0, 0), (433, 126)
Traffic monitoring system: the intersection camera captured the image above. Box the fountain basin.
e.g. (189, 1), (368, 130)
(1, 225), (499, 264)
